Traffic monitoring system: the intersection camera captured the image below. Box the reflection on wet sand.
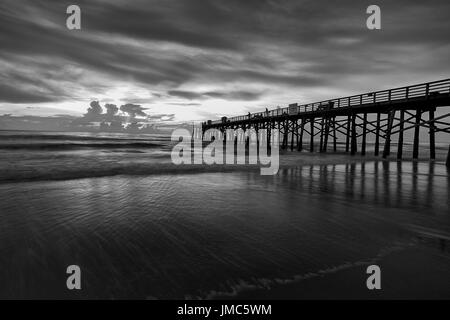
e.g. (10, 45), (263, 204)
(278, 160), (448, 214)
(277, 160), (450, 253)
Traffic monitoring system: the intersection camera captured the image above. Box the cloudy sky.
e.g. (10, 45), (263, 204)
(0, 0), (449, 123)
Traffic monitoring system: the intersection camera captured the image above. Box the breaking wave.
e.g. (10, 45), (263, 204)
(188, 242), (415, 300)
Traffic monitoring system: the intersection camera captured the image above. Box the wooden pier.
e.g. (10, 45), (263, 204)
(202, 79), (450, 163)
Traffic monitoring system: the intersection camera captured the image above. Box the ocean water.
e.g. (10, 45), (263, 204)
(0, 131), (449, 299)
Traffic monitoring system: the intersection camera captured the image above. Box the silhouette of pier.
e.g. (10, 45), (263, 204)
(202, 79), (450, 164)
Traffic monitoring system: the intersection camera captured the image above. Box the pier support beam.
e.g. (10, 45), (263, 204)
(323, 117), (330, 152)
(277, 121), (281, 147)
(383, 110), (395, 159)
(413, 109), (421, 159)
(298, 118), (305, 151)
(374, 112), (381, 156)
(256, 127), (260, 157)
(361, 113), (367, 156)
(290, 120), (295, 151)
(310, 118), (314, 152)
(397, 110), (405, 160)
(333, 117), (337, 152)
(282, 120), (288, 150)
(350, 114), (357, 155)
(319, 117), (325, 152)
(429, 109), (436, 160)
(222, 129), (227, 161)
(245, 132), (250, 157)
(345, 115), (351, 153)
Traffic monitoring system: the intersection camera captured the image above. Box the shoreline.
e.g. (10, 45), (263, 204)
(1, 150), (448, 184)
(212, 240), (450, 300)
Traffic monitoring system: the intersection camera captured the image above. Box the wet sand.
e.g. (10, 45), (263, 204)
(217, 241), (450, 300)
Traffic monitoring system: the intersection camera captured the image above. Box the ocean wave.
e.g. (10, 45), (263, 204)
(0, 162), (262, 183)
(0, 133), (170, 142)
(186, 241), (415, 300)
(0, 142), (164, 151)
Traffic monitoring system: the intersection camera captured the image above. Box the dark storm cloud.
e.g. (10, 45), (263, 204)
(167, 90), (203, 100)
(86, 101), (103, 115)
(167, 90), (263, 101)
(203, 90), (263, 101)
(0, 83), (59, 103)
(0, 0), (449, 106)
(119, 104), (148, 118)
(105, 104), (118, 117)
(0, 53), (77, 103)
(80, 100), (104, 122)
(81, 0), (236, 50)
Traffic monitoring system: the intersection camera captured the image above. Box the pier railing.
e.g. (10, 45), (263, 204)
(209, 78), (450, 124)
